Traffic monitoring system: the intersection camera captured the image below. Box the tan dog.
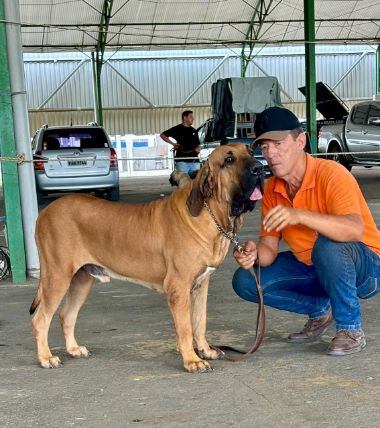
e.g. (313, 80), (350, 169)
(169, 170), (192, 189)
(30, 144), (264, 373)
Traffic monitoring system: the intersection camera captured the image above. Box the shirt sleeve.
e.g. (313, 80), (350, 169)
(162, 126), (178, 140)
(259, 181), (282, 239)
(323, 164), (362, 216)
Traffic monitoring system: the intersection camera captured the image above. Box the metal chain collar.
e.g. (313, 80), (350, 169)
(203, 201), (241, 248)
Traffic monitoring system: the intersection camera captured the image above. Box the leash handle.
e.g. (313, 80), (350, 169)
(210, 251), (266, 362)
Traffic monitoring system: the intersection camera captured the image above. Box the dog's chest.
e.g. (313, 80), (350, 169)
(191, 266), (216, 292)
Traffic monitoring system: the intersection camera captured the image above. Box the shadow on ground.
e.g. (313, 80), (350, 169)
(0, 167), (379, 427)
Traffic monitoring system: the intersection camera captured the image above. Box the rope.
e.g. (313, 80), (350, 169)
(0, 151), (378, 164)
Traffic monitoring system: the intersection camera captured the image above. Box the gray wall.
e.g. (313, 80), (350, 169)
(25, 46), (377, 135)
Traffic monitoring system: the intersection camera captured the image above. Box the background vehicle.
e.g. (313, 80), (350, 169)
(300, 82), (380, 171)
(198, 76), (283, 175)
(32, 124), (119, 204)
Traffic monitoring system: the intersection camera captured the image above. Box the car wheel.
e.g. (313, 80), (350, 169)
(328, 145), (352, 171)
(106, 186), (120, 201)
(36, 190), (45, 205)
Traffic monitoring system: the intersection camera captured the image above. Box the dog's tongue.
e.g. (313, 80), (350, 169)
(250, 185), (263, 201)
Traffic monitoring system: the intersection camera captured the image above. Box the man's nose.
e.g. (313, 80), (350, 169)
(250, 163), (264, 176)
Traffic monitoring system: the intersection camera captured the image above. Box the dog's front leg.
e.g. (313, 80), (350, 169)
(166, 284), (212, 373)
(191, 277), (223, 360)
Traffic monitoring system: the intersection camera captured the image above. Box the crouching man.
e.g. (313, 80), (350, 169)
(233, 107), (380, 355)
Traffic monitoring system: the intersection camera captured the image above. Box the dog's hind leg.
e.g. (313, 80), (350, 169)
(191, 277), (223, 360)
(31, 271), (72, 369)
(60, 268), (95, 358)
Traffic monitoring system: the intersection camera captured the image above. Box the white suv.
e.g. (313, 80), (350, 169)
(32, 124), (119, 204)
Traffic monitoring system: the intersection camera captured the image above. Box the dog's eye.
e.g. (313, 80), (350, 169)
(223, 155), (235, 166)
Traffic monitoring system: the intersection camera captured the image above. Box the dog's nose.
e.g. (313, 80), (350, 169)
(250, 163), (264, 176)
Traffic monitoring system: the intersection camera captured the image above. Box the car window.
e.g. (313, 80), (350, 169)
(41, 128), (109, 150)
(350, 105), (368, 126)
(367, 105), (380, 126)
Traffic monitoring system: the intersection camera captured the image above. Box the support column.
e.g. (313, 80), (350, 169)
(376, 45), (380, 95)
(91, 52), (102, 124)
(5, 0), (39, 277)
(304, 0), (317, 154)
(0, 0), (26, 283)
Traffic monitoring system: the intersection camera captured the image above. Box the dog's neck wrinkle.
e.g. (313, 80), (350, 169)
(207, 199), (234, 232)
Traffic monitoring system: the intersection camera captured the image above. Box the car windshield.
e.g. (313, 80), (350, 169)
(42, 128), (109, 150)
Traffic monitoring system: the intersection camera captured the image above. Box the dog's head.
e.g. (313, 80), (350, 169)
(187, 144), (264, 217)
(169, 170), (192, 189)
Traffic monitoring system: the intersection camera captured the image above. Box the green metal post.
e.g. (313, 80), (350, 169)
(0, 0), (26, 283)
(94, 51), (103, 126)
(304, 0), (317, 154)
(376, 45), (380, 95)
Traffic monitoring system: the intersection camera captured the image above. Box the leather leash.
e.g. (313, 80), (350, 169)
(203, 201), (266, 361)
(211, 249), (266, 361)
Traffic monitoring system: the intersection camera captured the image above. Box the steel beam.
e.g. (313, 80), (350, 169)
(332, 51), (369, 90)
(240, 0), (274, 77)
(304, 0), (317, 154)
(181, 55), (230, 105)
(376, 45), (380, 95)
(38, 59), (86, 109)
(0, 0), (26, 283)
(93, 0), (114, 126)
(106, 62), (155, 107)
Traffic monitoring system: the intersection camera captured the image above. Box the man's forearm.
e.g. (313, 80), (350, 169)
(160, 134), (175, 146)
(298, 210), (364, 242)
(257, 241), (278, 267)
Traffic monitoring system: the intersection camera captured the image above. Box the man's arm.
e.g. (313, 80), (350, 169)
(233, 236), (280, 269)
(263, 206), (364, 242)
(160, 133), (180, 150)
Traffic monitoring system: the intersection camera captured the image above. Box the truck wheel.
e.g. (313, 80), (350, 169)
(328, 145), (352, 171)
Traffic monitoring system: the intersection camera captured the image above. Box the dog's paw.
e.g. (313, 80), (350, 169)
(196, 347), (224, 360)
(68, 346), (91, 358)
(184, 359), (213, 373)
(39, 355), (62, 369)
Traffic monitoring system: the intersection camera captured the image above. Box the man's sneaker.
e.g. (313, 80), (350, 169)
(288, 310), (334, 343)
(327, 330), (366, 356)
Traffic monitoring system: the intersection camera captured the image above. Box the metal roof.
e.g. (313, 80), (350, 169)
(19, 0), (380, 52)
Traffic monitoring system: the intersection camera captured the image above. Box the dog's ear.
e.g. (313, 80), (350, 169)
(186, 162), (215, 217)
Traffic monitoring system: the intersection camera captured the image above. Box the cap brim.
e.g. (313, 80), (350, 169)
(254, 130), (292, 143)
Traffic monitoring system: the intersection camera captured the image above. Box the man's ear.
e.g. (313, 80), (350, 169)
(298, 132), (307, 150)
(186, 162), (215, 217)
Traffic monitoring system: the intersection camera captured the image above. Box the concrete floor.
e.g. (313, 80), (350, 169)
(1, 167), (380, 427)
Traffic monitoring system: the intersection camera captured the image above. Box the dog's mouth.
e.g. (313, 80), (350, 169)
(231, 170), (264, 217)
(249, 185), (263, 202)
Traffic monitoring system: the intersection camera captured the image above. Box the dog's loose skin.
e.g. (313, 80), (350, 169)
(30, 144), (263, 373)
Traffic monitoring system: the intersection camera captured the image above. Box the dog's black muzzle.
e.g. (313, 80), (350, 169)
(231, 159), (265, 217)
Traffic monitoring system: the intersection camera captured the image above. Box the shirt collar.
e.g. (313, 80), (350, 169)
(273, 153), (317, 197)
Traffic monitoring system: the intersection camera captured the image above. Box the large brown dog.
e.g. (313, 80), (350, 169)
(30, 144), (264, 373)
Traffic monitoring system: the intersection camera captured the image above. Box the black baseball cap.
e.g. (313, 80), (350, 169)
(254, 107), (302, 143)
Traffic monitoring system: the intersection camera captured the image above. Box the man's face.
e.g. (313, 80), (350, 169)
(258, 133), (306, 178)
(183, 114), (194, 126)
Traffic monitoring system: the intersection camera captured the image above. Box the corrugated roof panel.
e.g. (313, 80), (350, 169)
(18, 0), (380, 51)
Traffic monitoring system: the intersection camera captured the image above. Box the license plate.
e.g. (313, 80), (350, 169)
(68, 160), (87, 166)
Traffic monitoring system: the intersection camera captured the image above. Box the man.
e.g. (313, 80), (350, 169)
(160, 110), (201, 175)
(233, 106), (380, 356)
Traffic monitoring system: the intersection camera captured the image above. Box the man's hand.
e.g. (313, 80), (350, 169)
(263, 205), (302, 232)
(195, 145), (201, 154)
(233, 241), (257, 270)
(173, 143), (181, 150)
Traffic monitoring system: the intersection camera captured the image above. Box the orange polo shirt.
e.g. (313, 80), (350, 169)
(260, 154), (380, 265)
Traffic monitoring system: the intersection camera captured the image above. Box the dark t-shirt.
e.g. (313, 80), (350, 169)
(163, 124), (200, 163)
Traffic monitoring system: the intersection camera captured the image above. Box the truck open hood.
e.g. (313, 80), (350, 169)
(298, 81), (349, 120)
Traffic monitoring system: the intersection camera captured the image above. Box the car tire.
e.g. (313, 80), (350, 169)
(36, 190), (45, 205)
(106, 186), (120, 201)
(328, 145), (352, 171)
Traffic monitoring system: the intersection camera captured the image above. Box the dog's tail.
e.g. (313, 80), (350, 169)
(29, 287), (42, 315)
